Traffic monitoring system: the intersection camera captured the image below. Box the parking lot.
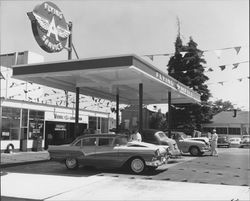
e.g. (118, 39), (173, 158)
(1, 147), (249, 200)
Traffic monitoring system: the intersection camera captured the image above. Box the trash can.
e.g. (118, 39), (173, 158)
(37, 137), (43, 151)
(32, 137), (43, 151)
(20, 139), (28, 152)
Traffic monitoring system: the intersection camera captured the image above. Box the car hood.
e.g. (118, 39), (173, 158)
(189, 137), (210, 144)
(124, 141), (168, 154)
(162, 137), (177, 145)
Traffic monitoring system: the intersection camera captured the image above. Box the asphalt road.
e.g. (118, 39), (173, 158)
(2, 148), (249, 186)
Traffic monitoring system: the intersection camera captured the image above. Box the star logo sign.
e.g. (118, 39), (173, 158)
(27, 2), (70, 53)
(47, 16), (59, 41)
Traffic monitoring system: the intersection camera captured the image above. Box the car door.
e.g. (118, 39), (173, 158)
(94, 137), (120, 168)
(80, 137), (97, 165)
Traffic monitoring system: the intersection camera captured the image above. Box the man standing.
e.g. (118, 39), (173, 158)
(210, 129), (218, 156)
(131, 129), (142, 142)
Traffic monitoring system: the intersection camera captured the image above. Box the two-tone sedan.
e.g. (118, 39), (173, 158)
(48, 134), (169, 174)
(168, 131), (211, 156)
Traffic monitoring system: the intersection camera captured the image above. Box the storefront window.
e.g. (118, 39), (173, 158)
(1, 107), (20, 140)
(216, 127), (227, 135)
(228, 127), (241, 135)
(22, 109), (28, 127)
(101, 118), (108, 133)
(89, 116), (97, 133)
(28, 110), (45, 139)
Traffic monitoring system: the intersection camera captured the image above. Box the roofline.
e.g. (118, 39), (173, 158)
(0, 97), (110, 115)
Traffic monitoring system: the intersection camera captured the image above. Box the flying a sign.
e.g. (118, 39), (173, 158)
(27, 2), (71, 53)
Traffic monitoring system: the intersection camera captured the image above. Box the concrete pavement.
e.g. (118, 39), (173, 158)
(1, 148), (249, 200)
(1, 151), (50, 167)
(1, 172), (249, 200)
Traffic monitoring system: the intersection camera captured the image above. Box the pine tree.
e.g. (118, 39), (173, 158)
(167, 36), (212, 131)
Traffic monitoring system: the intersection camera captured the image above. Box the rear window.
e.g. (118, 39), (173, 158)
(82, 138), (96, 146)
(98, 138), (114, 146)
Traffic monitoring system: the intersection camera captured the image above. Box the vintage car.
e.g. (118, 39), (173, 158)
(229, 137), (241, 147)
(140, 129), (181, 158)
(48, 133), (169, 174)
(167, 131), (211, 156)
(217, 136), (230, 148)
(240, 135), (250, 148)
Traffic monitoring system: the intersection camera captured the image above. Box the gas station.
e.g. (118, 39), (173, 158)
(12, 54), (201, 138)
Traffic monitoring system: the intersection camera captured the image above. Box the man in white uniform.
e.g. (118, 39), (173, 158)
(210, 129), (218, 156)
(131, 130), (142, 142)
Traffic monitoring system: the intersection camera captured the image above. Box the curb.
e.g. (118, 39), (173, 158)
(1, 159), (50, 168)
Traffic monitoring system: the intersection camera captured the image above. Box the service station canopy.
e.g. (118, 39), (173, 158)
(12, 54), (200, 105)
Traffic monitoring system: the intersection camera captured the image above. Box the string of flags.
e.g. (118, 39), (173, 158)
(144, 45), (248, 61)
(206, 76), (249, 86)
(170, 60), (249, 73)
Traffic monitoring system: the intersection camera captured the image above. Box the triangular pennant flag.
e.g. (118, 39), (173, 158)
(180, 52), (186, 57)
(208, 68), (213, 72)
(0, 72), (5, 80)
(214, 50), (222, 59)
(219, 65), (226, 71)
(146, 55), (154, 61)
(232, 63), (239, 69)
(197, 51), (204, 57)
(238, 78), (243, 82)
(234, 46), (241, 54)
(218, 81), (224, 85)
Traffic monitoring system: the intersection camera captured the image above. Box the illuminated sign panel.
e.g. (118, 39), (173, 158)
(27, 2), (70, 53)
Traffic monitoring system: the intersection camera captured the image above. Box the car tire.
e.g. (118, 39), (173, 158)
(129, 157), (145, 174)
(189, 146), (201, 156)
(65, 158), (79, 170)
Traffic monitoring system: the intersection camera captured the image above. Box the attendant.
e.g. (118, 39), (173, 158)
(210, 129), (218, 156)
(131, 129), (142, 142)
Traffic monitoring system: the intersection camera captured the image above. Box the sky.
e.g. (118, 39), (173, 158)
(0, 0), (249, 111)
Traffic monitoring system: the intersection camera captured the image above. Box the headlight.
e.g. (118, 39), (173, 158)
(155, 149), (160, 157)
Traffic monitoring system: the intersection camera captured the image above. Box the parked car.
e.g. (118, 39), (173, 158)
(167, 131), (211, 156)
(217, 136), (230, 148)
(229, 137), (241, 147)
(140, 129), (181, 158)
(48, 133), (170, 174)
(240, 135), (250, 148)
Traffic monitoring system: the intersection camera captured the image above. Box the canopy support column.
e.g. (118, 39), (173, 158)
(168, 91), (171, 137)
(139, 83), (143, 133)
(74, 87), (79, 138)
(116, 93), (119, 132)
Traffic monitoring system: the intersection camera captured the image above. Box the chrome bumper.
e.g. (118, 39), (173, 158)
(200, 146), (211, 152)
(145, 156), (169, 167)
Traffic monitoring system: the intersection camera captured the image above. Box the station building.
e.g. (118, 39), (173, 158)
(0, 51), (112, 152)
(202, 111), (249, 138)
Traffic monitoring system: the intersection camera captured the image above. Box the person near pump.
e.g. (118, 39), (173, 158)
(210, 129), (219, 156)
(130, 129), (142, 142)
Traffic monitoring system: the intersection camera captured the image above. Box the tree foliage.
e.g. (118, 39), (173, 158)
(167, 36), (212, 131)
(208, 99), (238, 115)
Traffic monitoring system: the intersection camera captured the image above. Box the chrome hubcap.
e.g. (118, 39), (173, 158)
(131, 159), (144, 173)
